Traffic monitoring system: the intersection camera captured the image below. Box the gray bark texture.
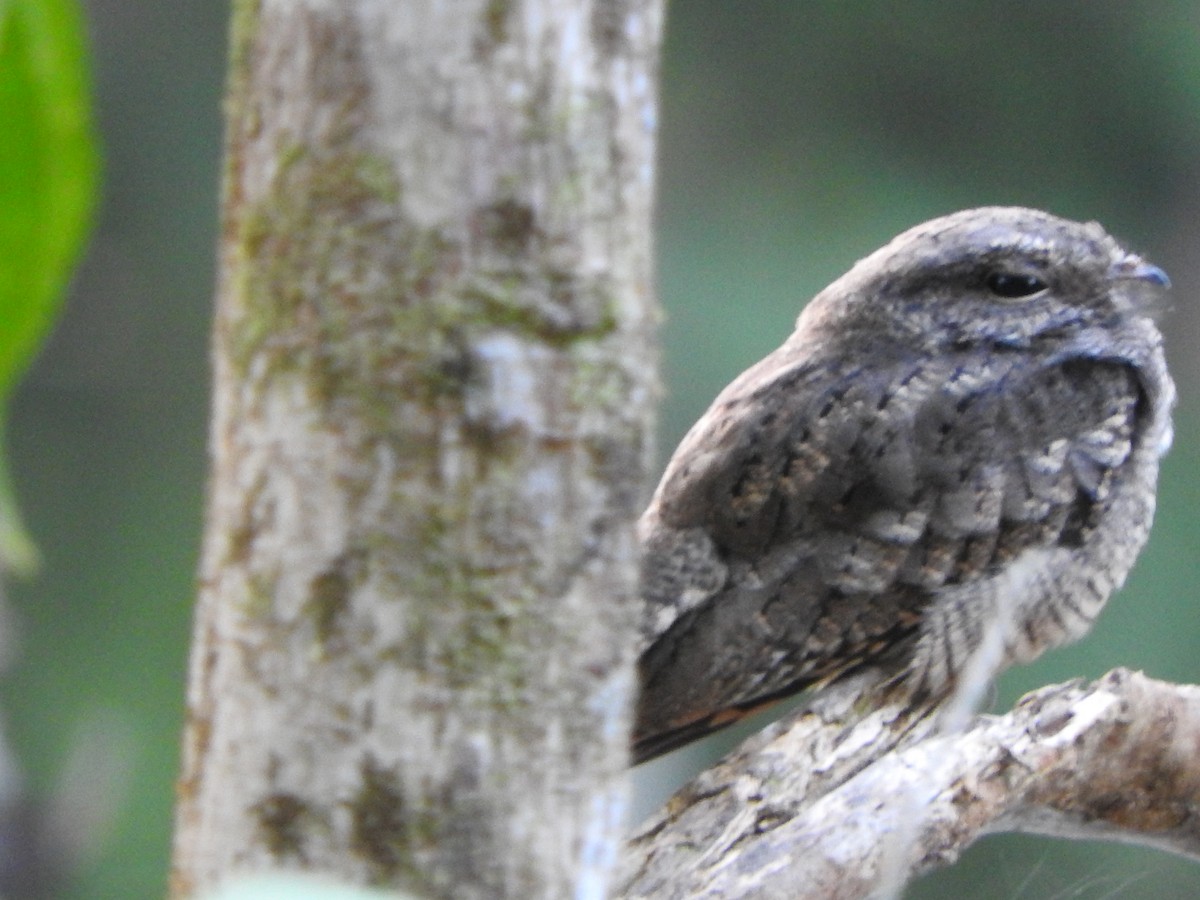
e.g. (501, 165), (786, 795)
(619, 668), (1200, 900)
(170, 0), (663, 897)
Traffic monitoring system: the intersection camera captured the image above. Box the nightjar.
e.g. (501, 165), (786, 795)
(634, 207), (1174, 763)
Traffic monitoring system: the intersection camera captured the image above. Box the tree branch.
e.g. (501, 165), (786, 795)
(621, 669), (1200, 899)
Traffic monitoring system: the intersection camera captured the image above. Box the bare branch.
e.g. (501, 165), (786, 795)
(621, 669), (1200, 899)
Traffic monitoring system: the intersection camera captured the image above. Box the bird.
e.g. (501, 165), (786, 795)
(632, 207), (1175, 764)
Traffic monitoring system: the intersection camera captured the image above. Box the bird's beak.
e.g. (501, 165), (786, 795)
(1110, 253), (1171, 289)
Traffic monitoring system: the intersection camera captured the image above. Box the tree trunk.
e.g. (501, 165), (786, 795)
(170, 1), (663, 896)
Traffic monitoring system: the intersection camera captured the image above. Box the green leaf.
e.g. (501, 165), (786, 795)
(0, 0), (99, 574)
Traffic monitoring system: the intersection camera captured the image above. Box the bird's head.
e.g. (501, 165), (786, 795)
(798, 207), (1169, 351)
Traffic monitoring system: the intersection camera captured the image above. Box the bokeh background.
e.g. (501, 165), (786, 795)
(7, 2), (1200, 896)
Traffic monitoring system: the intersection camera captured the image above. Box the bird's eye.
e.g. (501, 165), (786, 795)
(985, 271), (1047, 299)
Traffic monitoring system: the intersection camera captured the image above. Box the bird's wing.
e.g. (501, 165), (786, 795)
(634, 344), (1143, 763)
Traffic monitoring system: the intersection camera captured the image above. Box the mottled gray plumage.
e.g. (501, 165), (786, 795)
(634, 207), (1174, 763)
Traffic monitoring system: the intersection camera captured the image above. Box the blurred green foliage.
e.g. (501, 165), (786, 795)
(0, 0), (98, 573)
(4, 1), (1200, 897)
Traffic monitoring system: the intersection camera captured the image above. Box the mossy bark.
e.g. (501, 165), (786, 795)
(170, 1), (662, 896)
